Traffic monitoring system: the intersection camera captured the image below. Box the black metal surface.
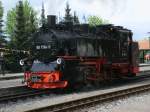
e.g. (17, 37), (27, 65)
(30, 22), (132, 63)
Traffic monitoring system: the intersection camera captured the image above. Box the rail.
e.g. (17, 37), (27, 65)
(0, 89), (51, 103)
(25, 83), (150, 112)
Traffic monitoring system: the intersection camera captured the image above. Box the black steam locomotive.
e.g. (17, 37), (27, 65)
(22, 15), (139, 89)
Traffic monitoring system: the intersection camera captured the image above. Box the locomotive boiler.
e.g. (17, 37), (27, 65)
(21, 15), (139, 89)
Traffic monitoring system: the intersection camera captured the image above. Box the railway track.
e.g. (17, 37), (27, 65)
(25, 83), (150, 112)
(0, 70), (150, 111)
(0, 89), (52, 103)
(0, 73), (150, 104)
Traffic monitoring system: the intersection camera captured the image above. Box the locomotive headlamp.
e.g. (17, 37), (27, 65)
(56, 58), (63, 65)
(19, 59), (24, 66)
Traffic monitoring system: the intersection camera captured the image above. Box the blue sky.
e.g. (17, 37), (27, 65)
(2, 0), (150, 40)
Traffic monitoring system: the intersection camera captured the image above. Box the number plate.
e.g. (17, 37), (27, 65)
(31, 75), (41, 82)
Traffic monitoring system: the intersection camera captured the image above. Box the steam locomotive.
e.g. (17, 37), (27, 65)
(21, 15), (139, 89)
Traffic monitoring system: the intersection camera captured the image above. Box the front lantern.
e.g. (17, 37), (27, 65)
(56, 58), (63, 65)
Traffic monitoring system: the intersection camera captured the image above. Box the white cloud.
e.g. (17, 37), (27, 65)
(2, 0), (150, 40)
(44, 0), (66, 15)
(65, 0), (150, 40)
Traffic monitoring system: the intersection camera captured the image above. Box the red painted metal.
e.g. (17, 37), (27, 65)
(112, 63), (129, 74)
(130, 66), (139, 74)
(24, 71), (68, 89)
(24, 55), (139, 88)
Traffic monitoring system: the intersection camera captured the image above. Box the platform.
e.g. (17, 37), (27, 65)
(0, 73), (23, 81)
(139, 63), (150, 66)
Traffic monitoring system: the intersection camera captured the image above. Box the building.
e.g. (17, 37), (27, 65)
(138, 38), (150, 63)
(138, 38), (150, 49)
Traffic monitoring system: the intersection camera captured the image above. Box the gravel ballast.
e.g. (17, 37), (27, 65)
(78, 92), (150, 112)
(0, 79), (150, 112)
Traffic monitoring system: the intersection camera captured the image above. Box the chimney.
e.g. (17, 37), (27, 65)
(47, 15), (56, 27)
(81, 24), (89, 33)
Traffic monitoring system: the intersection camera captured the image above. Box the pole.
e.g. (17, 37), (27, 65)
(148, 32), (150, 49)
(149, 36), (150, 49)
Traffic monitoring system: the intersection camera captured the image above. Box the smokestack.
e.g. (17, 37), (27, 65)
(81, 24), (89, 33)
(47, 15), (56, 27)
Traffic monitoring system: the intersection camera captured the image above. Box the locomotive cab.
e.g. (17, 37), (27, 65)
(22, 59), (68, 89)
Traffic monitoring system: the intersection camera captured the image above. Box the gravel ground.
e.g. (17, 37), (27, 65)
(77, 92), (150, 112)
(0, 80), (150, 112)
(0, 93), (67, 112)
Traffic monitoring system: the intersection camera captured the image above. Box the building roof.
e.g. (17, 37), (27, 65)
(138, 39), (150, 49)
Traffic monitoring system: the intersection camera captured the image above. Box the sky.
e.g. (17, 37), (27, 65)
(2, 0), (150, 40)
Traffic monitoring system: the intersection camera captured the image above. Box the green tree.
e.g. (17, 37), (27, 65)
(4, 1), (25, 72)
(29, 9), (37, 33)
(5, 0), (38, 72)
(6, 8), (16, 41)
(6, 0), (38, 50)
(73, 11), (79, 24)
(14, 1), (26, 49)
(88, 16), (108, 26)
(40, 2), (46, 27)
(64, 3), (73, 23)
(0, 0), (3, 33)
(0, 0), (5, 45)
(23, 0), (38, 38)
